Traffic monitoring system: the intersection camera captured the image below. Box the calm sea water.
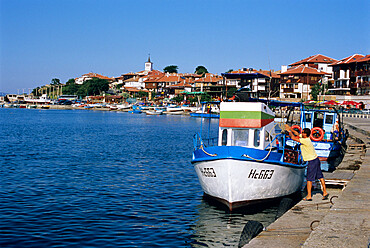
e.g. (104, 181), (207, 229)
(0, 108), (280, 247)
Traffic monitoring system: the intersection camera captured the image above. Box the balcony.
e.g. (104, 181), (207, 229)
(355, 70), (370, 77)
(283, 88), (294, 93)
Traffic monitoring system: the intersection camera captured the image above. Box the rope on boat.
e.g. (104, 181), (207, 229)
(200, 144), (218, 157)
(242, 122), (280, 162)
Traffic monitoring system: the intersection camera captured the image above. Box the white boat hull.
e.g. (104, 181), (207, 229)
(194, 159), (305, 209)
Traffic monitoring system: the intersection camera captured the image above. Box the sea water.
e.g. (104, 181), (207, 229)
(0, 108), (281, 247)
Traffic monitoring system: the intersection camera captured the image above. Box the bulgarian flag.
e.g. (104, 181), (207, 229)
(219, 102), (275, 128)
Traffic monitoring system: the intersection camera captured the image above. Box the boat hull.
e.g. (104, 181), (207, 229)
(193, 159), (305, 210)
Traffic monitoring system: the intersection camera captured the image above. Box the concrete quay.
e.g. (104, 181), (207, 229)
(244, 119), (370, 248)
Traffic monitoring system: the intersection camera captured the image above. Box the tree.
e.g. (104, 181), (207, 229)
(195, 65), (208, 75)
(226, 69), (233, 73)
(32, 87), (42, 96)
(163, 65), (178, 73)
(310, 82), (325, 101)
(51, 78), (61, 85)
(65, 78), (75, 85)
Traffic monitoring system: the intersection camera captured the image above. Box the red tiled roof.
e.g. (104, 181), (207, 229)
(289, 54), (338, 66)
(169, 82), (193, 88)
(330, 54), (365, 65)
(123, 77), (139, 82)
(352, 54), (370, 63)
(82, 72), (113, 80)
(279, 65), (328, 75)
(195, 73), (222, 83)
(229, 69), (279, 78)
(124, 87), (148, 92)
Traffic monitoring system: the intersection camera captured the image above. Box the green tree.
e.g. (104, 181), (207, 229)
(310, 82), (325, 101)
(226, 69), (233, 73)
(172, 95), (184, 103)
(227, 88), (237, 98)
(51, 78), (61, 85)
(163, 65), (178, 73)
(195, 65), (208, 75)
(137, 91), (148, 98)
(65, 78), (75, 85)
(83, 78), (110, 96)
(32, 87), (42, 96)
(200, 93), (212, 102)
(63, 83), (81, 95)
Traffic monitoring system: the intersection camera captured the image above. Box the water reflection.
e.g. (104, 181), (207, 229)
(190, 197), (280, 247)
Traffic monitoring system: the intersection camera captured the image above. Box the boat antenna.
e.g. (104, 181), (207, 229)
(267, 44), (272, 101)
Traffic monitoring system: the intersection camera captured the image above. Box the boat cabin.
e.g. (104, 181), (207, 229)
(218, 102), (276, 150)
(301, 110), (338, 137)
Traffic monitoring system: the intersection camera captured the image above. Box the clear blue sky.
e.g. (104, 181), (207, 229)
(1, 0), (369, 94)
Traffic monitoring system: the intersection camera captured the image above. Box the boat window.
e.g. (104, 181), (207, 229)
(265, 130), (272, 142)
(325, 115), (334, 124)
(221, 129), (228, 146)
(305, 113), (312, 122)
(232, 129), (249, 147)
(254, 129), (260, 147)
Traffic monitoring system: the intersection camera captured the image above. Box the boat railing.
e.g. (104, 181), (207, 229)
(193, 132), (218, 150)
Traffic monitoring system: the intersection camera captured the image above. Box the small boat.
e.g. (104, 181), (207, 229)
(190, 102), (220, 118)
(128, 110), (142, 114)
(116, 103), (132, 110)
(190, 112), (219, 118)
(283, 103), (348, 171)
(27, 105), (37, 109)
(166, 106), (183, 112)
(40, 105), (50, 109)
(146, 110), (164, 115)
(192, 101), (306, 210)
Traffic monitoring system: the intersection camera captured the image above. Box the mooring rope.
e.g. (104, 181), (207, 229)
(200, 144), (217, 157)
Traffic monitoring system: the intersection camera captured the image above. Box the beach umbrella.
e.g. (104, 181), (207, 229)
(341, 100), (360, 106)
(323, 100), (339, 105)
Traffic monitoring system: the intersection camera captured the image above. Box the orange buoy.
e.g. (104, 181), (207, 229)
(310, 127), (324, 141)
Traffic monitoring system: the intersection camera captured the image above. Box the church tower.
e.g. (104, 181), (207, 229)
(145, 54), (153, 72)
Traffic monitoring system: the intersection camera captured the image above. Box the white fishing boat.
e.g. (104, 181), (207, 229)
(116, 103), (132, 110)
(24, 94), (51, 104)
(192, 101), (306, 210)
(146, 110), (164, 115)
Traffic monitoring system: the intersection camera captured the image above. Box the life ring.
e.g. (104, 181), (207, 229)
(291, 125), (301, 134)
(310, 127), (324, 141)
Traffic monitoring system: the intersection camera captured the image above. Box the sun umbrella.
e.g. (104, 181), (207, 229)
(323, 100), (340, 105)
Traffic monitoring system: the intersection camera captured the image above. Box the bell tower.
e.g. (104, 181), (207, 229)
(145, 54), (153, 72)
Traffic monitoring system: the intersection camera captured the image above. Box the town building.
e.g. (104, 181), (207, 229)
(75, 72), (114, 85)
(279, 65), (328, 99)
(222, 68), (279, 98)
(329, 54), (369, 95)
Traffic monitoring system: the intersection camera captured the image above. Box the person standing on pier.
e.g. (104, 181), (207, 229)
(285, 124), (329, 201)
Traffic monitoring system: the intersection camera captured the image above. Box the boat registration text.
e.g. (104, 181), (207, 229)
(248, 169), (274, 180)
(199, 167), (217, 177)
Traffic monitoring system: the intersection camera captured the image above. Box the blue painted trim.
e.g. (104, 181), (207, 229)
(192, 146), (306, 169)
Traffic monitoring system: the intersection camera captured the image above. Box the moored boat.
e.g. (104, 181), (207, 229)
(146, 110), (164, 115)
(192, 102), (306, 210)
(284, 104), (348, 171)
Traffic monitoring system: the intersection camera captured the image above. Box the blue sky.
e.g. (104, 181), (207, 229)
(1, 0), (369, 93)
